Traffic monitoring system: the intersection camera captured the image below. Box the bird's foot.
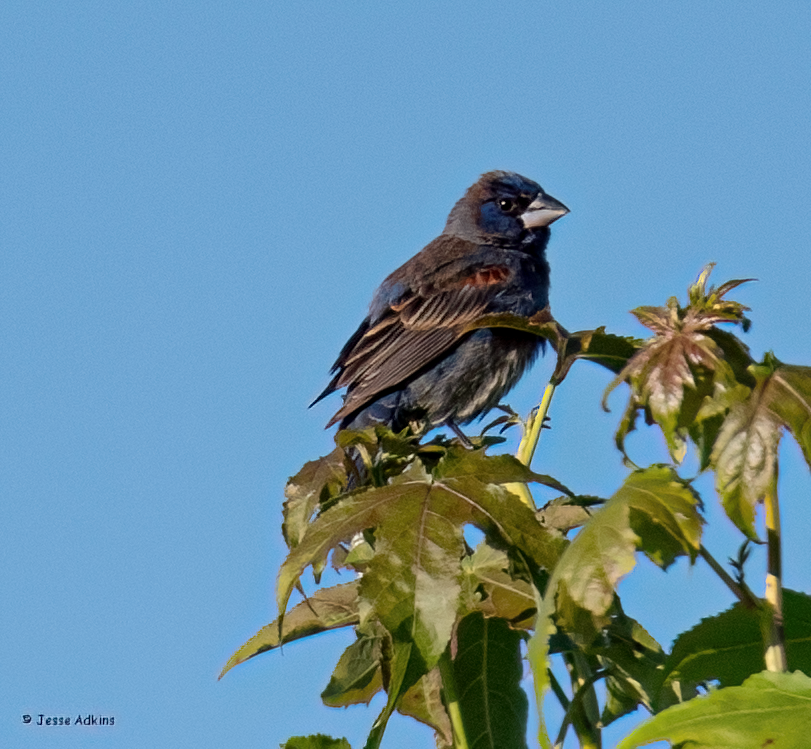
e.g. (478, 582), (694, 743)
(446, 420), (474, 449)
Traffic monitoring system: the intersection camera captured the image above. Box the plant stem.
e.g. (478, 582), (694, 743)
(698, 545), (759, 610)
(505, 381), (558, 508)
(560, 651), (602, 749)
(763, 485), (787, 672)
(547, 668), (570, 712)
(553, 665), (607, 749)
(438, 649), (469, 749)
(516, 382), (557, 467)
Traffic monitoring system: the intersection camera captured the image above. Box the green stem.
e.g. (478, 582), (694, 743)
(698, 545), (759, 610)
(516, 382), (557, 466)
(505, 381), (558, 508)
(438, 649), (469, 749)
(553, 667), (608, 749)
(560, 651), (602, 749)
(547, 668), (570, 712)
(763, 485), (787, 672)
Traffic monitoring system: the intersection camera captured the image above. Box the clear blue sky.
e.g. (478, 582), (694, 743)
(3, 3), (811, 748)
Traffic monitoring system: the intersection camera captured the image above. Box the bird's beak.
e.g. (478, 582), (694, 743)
(520, 193), (569, 228)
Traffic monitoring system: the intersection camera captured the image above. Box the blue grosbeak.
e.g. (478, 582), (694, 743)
(313, 171), (568, 437)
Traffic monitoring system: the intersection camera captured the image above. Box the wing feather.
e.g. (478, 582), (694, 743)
(322, 256), (516, 425)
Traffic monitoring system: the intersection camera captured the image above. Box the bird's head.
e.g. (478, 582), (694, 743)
(444, 171), (569, 245)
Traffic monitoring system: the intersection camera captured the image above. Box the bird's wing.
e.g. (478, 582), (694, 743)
(323, 262), (514, 426)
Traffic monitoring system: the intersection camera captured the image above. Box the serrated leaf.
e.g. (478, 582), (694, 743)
(711, 360), (784, 538)
(461, 543), (536, 627)
(662, 589), (811, 690)
(607, 325), (725, 463)
(283, 448), (348, 548)
(277, 452), (565, 674)
(617, 670), (811, 749)
(463, 312), (642, 379)
(364, 640), (426, 749)
(592, 610), (680, 725)
(321, 634), (383, 707)
(530, 467), (703, 747)
(554, 467), (702, 628)
(536, 496), (602, 535)
(765, 363), (811, 472)
(626, 474), (704, 569)
(397, 668), (453, 748)
(437, 450), (573, 496)
(687, 382), (751, 472)
(565, 326), (645, 375)
(605, 266), (756, 464)
(702, 327), (756, 387)
(282, 735), (352, 749)
(554, 496), (637, 626)
(219, 582), (359, 678)
(454, 612), (529, 749)
(357, 477), (465, 670)
(462, 310), (562, 344)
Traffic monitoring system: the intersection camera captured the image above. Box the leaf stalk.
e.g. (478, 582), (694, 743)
(559, 651), (602, 749)
(438, 649), (469, 749)
(698, 545), (759, 610)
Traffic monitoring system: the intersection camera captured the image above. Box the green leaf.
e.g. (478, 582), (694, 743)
(592, 610), (682, 724)
(566, 326), (644, 374)
(529, 467), (702, 747)
(219, 582), (359, 679)
(461, 543), (536, 628)
(397, 668), (453, 748)
(764, 362), (811, 472)
(558, 466), (702, 628)
(536, 496), (603, 535)
(461, 310), (564, 346)
(626, 476), (704, 570)
(711, 357), (811, 537)
(437, 449), (573, 496)
(364, 640), (426, 749)
(662, 589), (811, 690)
(552, 494), (637, 629)
(321, 634), (383, 708)
(686, 381), (751, 472)
(277, 451), (564, 674)
(357, 466), (465, 670)
(282, 735), (351, 749)
(454, 613), (529, 749)
(463, 311), (643, 380)
(283, 447), (348, 548)
(617, 670), (811, 749)
(711, 358), (784, 538)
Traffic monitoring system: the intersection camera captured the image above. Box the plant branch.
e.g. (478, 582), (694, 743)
(553, 665), (608, 749)
(559, 651), (602, 749)
(516, 382), (557, 466)
(763, 484), (787, 672)
(547, 668), (570, 712)
(698, 545), (759, 610)
(505, 381), (558, 508)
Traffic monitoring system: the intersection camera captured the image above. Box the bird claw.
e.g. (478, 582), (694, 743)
(446, 420), (474, 449)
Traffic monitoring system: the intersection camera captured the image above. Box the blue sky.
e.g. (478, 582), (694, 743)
(2, 3), (811, 748)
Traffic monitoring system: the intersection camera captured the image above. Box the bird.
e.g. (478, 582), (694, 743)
(312, 171), (568, 440)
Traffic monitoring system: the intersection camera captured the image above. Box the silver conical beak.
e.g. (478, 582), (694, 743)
(520, 193), (569, 228)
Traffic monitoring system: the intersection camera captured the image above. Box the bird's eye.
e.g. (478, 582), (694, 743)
(498, 198), (515, 212)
